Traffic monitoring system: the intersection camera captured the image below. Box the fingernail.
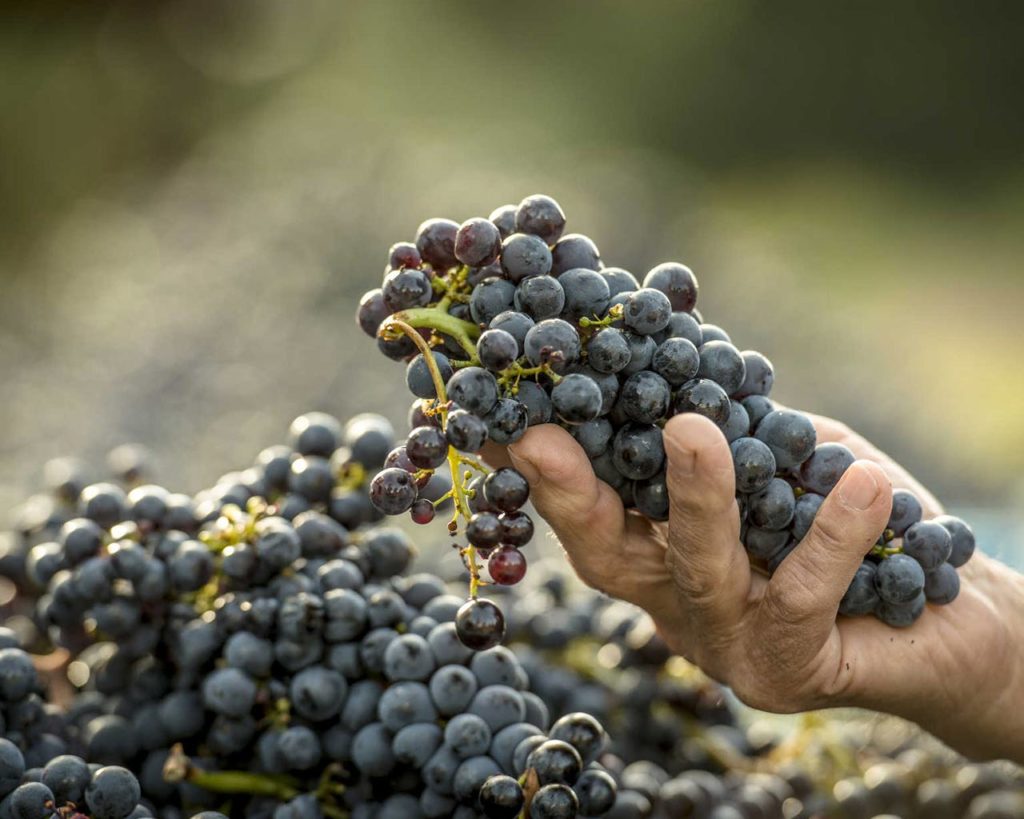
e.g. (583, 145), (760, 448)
(507, 445), (540, 486)
(839, 464), (880, 510)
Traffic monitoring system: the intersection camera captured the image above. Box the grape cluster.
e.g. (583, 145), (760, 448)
(357, 194), (977, 630)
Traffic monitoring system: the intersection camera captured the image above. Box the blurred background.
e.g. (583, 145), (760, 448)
(2, 0), (1023, 564)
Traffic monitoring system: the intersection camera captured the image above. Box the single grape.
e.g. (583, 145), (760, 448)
(747, 478), (796, 531)
(799, 443), (856, 496)
(416, 218), (459, 270)
(673, 378), (731, 426)
(447, 410), (489, 453)
(658, 311), (703, 347)
(382, 267), (432, 312)
(551, 374), (604, 424)
(652, 337), (700, 386)
(839, 561), (880, 616)
(526, 739), (582, 786)
(621, 332), (657, 376)
(410, 499), (436, 525)
(479, 774), (526, 819)
(501, 233), (553, 282)
(791, 492), (824, 541)
(887, 489), (924, 538)
(570, 418), (614, 458)
(875, 554), (926, 604)
(529, 783), (580, 818)
(721, 400), (751, 443)
(524, 319), (581, 373)
(471, 278), (518, 325)
(483, 469), (530, 512)
(903, 520), (953, 570)
(467, 513), (503, 549)
(486, 398), (530, 445)
(743, 525), (791, 561)
(601, 267), (639, 297)
(549, 712), (606, 764)
(455, 217), (502, 267)
(369, 469), (418, 515)
(574, 768), (618, 816)
(516, 195), (566, 244)
(388, 241), (421, 269)
(586, 328), (632, 374)
(742, 395), (776, 432)
(730, 438), (776, 494)
(406, 352), (454, 399)
(935, 515), (976, 567)
(499, 511), (534, 546)
(633, 475), (669, 521)
(622, 288), (672, 335)
(876, 591), (926, 628)
(611, 423), (665, 481)
(551, 234), (600, 276)
(489, 204), (517, 239)
(514, 276), (565, 320)
(357, 289), (391, 337)
(559, 268), (610, 321)
(477, 329), (520, 373)
(448, 367), (500, 417)
(455, 599), (506, 651)
(406, 426), (449, 470)
(515, 380), (553, 425)
(736, 351), (775, 398)
(924, 563), (961, 604)
(619, 371), (671, 424)
(489, 547), (527, 586)
(697, 340), (746, 396)
(643, 262), (698, 312)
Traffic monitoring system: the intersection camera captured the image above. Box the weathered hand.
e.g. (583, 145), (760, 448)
(493, 414), (1024, 763)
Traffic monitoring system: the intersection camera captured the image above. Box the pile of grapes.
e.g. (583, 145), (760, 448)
(0, 410), (1021, 818)
(357, 194), (976, 632)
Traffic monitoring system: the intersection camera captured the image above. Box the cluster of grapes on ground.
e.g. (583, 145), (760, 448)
(1, 410), (1020, 818)
(358, 194), (976, 632)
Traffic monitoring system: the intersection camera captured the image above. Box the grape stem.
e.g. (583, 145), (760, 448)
(380, 317), (485, 598)
(385, 306), (481, 361)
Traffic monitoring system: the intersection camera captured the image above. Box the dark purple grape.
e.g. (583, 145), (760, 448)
(455, 598), (505, 651)
(875, 554), (926, 604)
(467, 513), (503, 549)
(742, 395), (775, 432)
(406, 426), (449, 470)
(515, 380), (553, 426)
(622, 288), (672, 335)
(488, 547), (527, 586)
(799, 443), (855, 496)
(839, 561), (880, 616)
(747, 478), (796, 531)
(388, 241), (421, 269)
(409, 398), (440, 429)
(480, 773), (526, 818)
(455, 217), (502, 267)
(935, 515), (975, 567)
(730, 437), (776, 494)
(673, 378), (731, 426)
(384, 445), (429, 488)
(600, 267), (639, 298)
(377, 332), (416, 361)
(736, 351), (774, 398)
(369, 469), (418, 515)
(743, 525), (791, 561)
(657, 311), (703, 348)
(485, 398), (529, 445)
(792, 492), (824, 541)
(587, 328), (632, 374)
(611, 423), (665, 481)
(574, 769), (617, 816)
(643, 262), (698, 312)
(755, 410), (817, 471)
(619, 371), (671, 424)
(515, 195), (566, 245)
(924, 563), (960, 604)
(697, 340), (746, 396)
(501, 234), (553, 282)
(489, 310), (535, 353)
(876, 591), (926, 628)
(448, 367), (500, 417)
(902, 521), (953, 570)
(526, 740), (582, 787)
(551, 234), (600, 276)
(524, 319), (581, 373)
(406, 351), (454, 399)
(699, 323), (731, 345)
(416, 218), (459, 270)
(489, 204), (517, 239)
(559, 268), (610, 321)
(410, 499), (435, 525)
(382, 268), (433, 312)
(357, 289), (391, 337)
(471, 278), (518, 326)
(529, 783), (579, 818)
(633, 475), (669, 521)
(887, 489), (923, 537)
(721, 400), (751, 443)
(652, 337), (699, 386)
(515, 276), (565, 320)
(447, 410), (489, 453)
(571, 418), (613, 458)
(483, 469), (530, 512)
(551, 374), (603, 424)
(499, 511), (534, 546)
(478, 329), (520, 372)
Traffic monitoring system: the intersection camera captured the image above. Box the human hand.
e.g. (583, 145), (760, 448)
(491, 414), (1024, 763)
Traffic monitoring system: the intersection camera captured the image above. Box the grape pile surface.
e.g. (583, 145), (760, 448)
(1, 412), (1020, 819)
(358, 194), (977, 630)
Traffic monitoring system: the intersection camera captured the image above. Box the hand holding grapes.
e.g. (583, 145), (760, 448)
(499, 414), (1024, 764)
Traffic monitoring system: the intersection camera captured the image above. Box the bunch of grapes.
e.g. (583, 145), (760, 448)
(357, 194), (977, 631)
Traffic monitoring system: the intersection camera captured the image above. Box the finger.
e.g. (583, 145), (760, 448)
(479, 441), (513, 471)
(662, 414), (750, 624)
(765, 460), (892, 630)
(803, 413), (942, 517)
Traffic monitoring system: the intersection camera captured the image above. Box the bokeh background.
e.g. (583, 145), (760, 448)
(3, 1), (1023, 564)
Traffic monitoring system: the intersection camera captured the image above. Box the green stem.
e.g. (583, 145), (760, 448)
(163, 744), (301, 800)
(385, 307), (481, 361)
